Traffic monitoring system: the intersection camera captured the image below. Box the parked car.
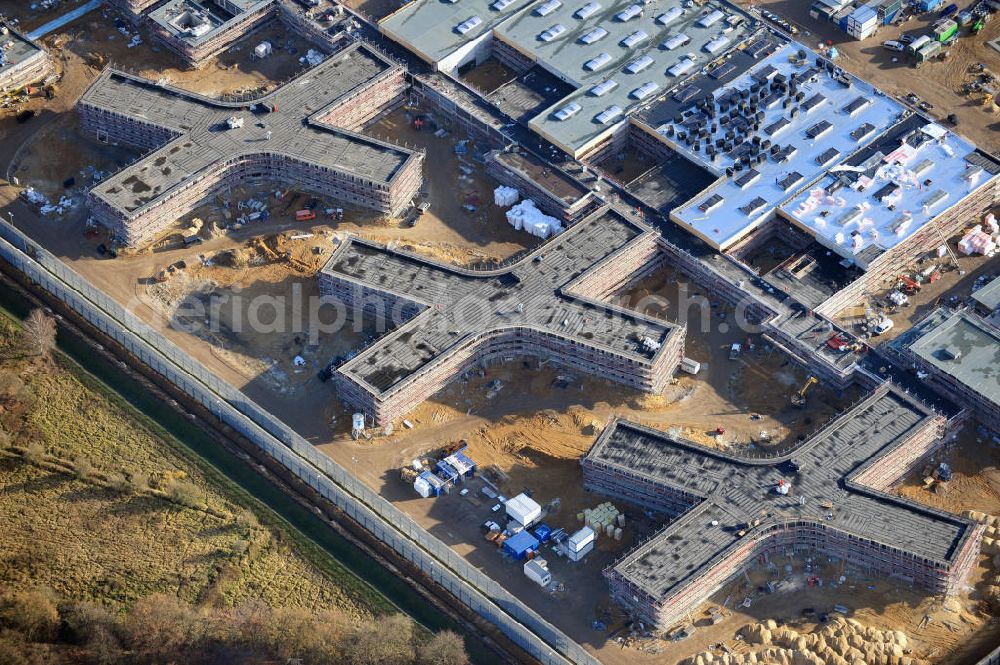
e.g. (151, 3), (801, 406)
(883, 40), (906, 51)
(899, 33), (916, 44)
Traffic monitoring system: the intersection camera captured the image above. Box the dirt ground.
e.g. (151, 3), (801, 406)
(3, 4), (1000, 663)
(734, 0), (1000, 153)
(829, 233), (999, 342)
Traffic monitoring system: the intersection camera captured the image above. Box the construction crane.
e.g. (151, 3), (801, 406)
(790, 376), (818, 407)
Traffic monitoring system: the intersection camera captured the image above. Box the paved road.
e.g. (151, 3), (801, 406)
(26, 0), (101, 41)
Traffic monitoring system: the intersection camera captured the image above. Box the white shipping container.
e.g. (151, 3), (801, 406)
(565, 540), (594, 561)
(567, 526), (595, 552)
(524, 559), (551, 586)
(680, 357), (701, 374)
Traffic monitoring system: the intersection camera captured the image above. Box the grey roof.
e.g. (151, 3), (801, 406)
(379, 0), (536, 66)
(322, 206), (680, 395)
(973, 276), (1000, 313)
(514, 0), (756, 155)
(80, 43), (417, 217)
(589, 387), (973, 602)
(899, 308), (1000, 410)
(0, 20), (45, 75)
(149, 0), (276, 46)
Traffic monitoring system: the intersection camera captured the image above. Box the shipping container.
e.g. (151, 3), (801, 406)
(524, 559), (551, 587)
(503, 530), (540, 559)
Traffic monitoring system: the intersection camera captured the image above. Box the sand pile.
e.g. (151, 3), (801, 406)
(680, 617), (922, 665)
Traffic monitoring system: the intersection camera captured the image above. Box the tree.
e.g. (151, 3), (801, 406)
(342, 614), (415, 665)
(417, 631), (469, 665)
(123, 594), (200, 659)
(20, 310), (56, 360)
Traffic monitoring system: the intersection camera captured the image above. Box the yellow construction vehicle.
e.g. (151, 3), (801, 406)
(790, 376), (818, 407)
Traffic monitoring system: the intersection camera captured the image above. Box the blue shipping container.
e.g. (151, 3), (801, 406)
(919, 0), (942, 11)
(503, 531), (540, 559)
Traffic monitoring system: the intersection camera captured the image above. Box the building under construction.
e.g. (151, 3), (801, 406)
(583, 384), (982, 630)
(147, 0), (278, 67)
(0, 21), (53, 93)
(891, 307), (1000, 434)
(77, 41), (421, 246)
(318, 206), (685, 425)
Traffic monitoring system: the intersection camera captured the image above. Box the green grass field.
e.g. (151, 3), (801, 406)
(0, 311), (389, 618)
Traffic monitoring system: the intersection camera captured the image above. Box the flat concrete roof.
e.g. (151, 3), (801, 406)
(973, 276), (1000, 314)
(662, 41), (906, 250)
(149, 0), (275, 46)
(80, 43), (416, 217)
(781, 117), (1000, 269)
(379, 0), (536, 67)
(0, 21), (45, 75)
(898, 308), (1000, 410)
(588, 387), (973, 602)
(322, 206), (680, 395)
(504, 0), (755, 156)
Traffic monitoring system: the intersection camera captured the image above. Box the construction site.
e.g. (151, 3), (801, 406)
(4, 0), (1000, 663)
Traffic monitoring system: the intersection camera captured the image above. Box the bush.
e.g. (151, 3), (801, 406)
(164, 479), (203, 508)
(417, 631), (469, 665)
(21, 442), (44, 464)
(60, 601), (118, 645)
(105, 472), (131, 495)
(0, 589), (60, 642)
(123, 594), (201, 659)
(71, 456), (95, 480)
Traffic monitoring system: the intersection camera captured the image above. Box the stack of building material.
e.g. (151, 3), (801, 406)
(580, 501), (622, 535)
(494, 185), (519, 207)
(506, 199), (563, 239)
(958, 225), (997, 256)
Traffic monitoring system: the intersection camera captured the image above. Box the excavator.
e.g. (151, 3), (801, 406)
(898, 274), (922, 295)
(790, 376), (818, 408)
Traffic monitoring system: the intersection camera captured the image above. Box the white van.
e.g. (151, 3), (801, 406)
(873, 318), (895, 335)
(882, 40), (905, 52)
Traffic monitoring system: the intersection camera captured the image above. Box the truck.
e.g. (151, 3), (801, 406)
(729, 343), (742, 360)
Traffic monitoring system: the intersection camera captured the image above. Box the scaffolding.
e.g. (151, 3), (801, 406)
(585, 385), (981, 630)
(318, 206), (685, 425)
(77, 42), (422, 246)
